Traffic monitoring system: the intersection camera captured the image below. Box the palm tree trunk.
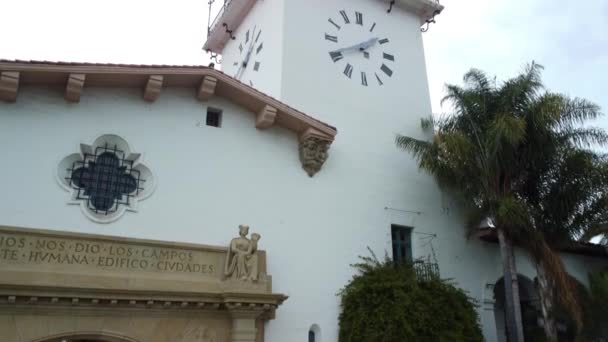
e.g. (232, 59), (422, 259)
(535, 260), (558, 341)
(497, 227), (525, 342)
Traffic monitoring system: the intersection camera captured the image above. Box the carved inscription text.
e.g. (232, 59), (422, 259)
(0, 231), (219, 276)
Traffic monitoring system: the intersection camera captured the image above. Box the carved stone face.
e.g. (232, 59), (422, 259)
(299, 137), (330, 177)
(238, 225), (249, 237)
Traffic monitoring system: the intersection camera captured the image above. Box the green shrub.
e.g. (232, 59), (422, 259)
(338, 252), (483, 342)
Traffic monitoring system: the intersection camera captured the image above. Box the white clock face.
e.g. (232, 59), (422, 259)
(324, 10), (395, 87)
(233, 25), (264, 87)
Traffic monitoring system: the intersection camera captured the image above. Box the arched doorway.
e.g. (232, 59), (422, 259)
(493, 275), (542, 342)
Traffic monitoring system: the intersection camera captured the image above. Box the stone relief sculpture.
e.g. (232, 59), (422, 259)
(224, 225), (261, 281)
(299, 135), (331, 177)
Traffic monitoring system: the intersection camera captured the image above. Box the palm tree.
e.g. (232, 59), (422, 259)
(520, 147), (608, 340)
(396, 63), (606, 341)
(499, 73), (608, 339)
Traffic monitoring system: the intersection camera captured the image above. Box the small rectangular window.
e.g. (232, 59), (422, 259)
(391, 225), (412, 263)
(206, 108), (222, 128)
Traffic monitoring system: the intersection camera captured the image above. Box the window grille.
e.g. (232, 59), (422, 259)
(65, 143), (145, 216)
(206, 108), (222, 127)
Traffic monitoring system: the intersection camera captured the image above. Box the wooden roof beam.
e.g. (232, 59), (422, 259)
(65, 73), (86, 103)
(197, 75), (217, 101)
(0, 71), (19, 102)
(255, 105), (277, 129)
(143, 75), (163, 102)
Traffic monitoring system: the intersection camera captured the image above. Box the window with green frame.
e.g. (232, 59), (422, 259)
(391, 225), (412, 263)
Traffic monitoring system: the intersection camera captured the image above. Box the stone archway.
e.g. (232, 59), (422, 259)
(493, 274), (542, 342)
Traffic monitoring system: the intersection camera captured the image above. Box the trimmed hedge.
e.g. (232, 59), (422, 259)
(338, 253), (483, 342)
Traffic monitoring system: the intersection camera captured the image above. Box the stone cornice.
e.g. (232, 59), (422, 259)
(0, 60), (337, 177)
(0, 287), (286, 316)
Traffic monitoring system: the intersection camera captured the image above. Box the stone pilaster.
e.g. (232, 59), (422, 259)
(230, 311), (261, 342)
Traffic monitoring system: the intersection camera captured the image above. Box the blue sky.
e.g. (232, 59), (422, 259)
(424, 0), (608, 128)
(2, 0), (606, 130)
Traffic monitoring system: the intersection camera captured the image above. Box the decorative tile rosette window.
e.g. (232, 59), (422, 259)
(57, 135), (155, 223)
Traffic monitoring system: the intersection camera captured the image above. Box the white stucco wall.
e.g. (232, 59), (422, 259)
(1, 85), (605, 342)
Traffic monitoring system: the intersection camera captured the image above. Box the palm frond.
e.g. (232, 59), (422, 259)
(463, 68), (492, 93)
(395, 135), (433, 157)
(560, 97), (602, 128)
(560, 127), (608, 147)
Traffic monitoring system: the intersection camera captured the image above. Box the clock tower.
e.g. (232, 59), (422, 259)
(204, 0), (442, 128)
(204, 1), (445, 341)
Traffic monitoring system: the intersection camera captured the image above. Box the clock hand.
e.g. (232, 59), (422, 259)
(235, 64), (244, 79)
(243, 26), (257, 67)
(330, 37), (379, 55)
(236, 26), (257, 80)
(358, 37), (379, 51)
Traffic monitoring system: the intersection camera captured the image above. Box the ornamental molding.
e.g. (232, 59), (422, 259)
(56, 134), (156, 223)
(0, 60), (337, 177)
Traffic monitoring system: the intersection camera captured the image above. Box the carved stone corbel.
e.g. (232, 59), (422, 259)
(143, 75), (163, 102)
(255, 105), (277, 129)
(65, 73), (86, 102)
(299, 128), (332, 177)
(0, 71), (20, 102)
(197, 75), (217, 101)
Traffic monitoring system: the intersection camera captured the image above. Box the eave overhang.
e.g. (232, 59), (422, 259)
(204, 0), (257, 53)
(474, 228), (608, 258)
(0, 60), (337, 177)
(386, 0), (444, 24)
(203, 0), (444, 54)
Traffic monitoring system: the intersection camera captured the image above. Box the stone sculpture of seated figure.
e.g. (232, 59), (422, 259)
(224, 225), (261, 281)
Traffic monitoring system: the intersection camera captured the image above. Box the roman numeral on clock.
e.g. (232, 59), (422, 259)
(379, 38), (389, 44)
(343, 63), (353, 78)
(355, 12), (363, 25)
(380, 64), (393, 77)
(361, 72), (368, 86)
(328, 18), (341, 30)
(329, 51), (343, 62)
(325, 34), (338, 43)
(256, 43), (263, 54)
(375, 73), (384, 86)
(370, 22), (376, 32)
(246, 30), (250, 43)
(340, 10), (350, 24)
(255, 30), (262, 42)
(383, 53), (395, 61)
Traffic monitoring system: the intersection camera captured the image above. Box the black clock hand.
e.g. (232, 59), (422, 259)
(243, 26), (257, 67)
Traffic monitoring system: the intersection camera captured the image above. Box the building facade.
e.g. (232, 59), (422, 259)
(0, 0), (606, 341)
